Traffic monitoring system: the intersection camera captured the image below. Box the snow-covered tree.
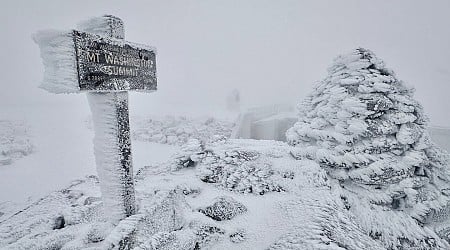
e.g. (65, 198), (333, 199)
(287, 48), (450, 247)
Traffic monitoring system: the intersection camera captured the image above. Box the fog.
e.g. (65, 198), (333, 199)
(1, 0), (449, 126)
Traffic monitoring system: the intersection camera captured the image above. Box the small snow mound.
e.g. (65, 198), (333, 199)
(198, 196), (247, 221)
(195, 140), (290, 194)
(229, 229), (246, 243)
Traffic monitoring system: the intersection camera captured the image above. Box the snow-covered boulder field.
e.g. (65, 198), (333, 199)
(0, 139), (382, 249)
(131, 116), (234, 146)
(0, 120), (33, 166)
(1, 138), (448, 249)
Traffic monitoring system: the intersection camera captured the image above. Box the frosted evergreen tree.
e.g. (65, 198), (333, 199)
(287, 48), (450, 248)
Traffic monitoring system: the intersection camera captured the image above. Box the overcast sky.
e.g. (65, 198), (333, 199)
(1, 0), (449, 126)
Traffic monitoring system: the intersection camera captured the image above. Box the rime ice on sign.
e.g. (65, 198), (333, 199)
(73, 30), (156, 91)
(33, 15), (157, 93)
(33, 15), (157, 224)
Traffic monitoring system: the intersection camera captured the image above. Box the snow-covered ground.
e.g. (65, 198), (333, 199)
(1, 107), (450, 249)
(0, 139), (363, 249)
(0, 106), (180, 226)
(0, 112), (233, 222)
(1, 112), (449, 214)
(3, 138), (450, 249)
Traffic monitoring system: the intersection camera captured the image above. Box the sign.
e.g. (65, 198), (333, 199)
(34, 15), (157, 227)
(73, 30), (157, 91)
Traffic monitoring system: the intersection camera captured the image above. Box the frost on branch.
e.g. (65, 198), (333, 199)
(287, 48), (450, 248)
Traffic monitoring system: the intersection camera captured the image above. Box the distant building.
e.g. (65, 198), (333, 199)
(232, 105), (450, 153)
(231, 104), (297, 142)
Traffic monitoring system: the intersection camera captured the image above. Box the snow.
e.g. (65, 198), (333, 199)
(0, 105), (96, 205)
(0, 106), (179, 226)
(1, 113), (235, 211)
(3, 44), (450, 248)
(131, 139), (346, 249)
(0, 120), (33, 166)
(32, 30), (80, 94)
(77, 15), (125, 40)
(2, 112), (450, 249)
(3, 137), (446, 249)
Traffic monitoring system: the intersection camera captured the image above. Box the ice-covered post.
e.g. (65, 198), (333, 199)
(33, 15), (157, 223)
(78, 16), (136, 220)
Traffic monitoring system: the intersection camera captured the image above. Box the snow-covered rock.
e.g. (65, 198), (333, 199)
(287, 48), (450, 249)
(196, 141), (287, 195)
(198, 196), (247, 221)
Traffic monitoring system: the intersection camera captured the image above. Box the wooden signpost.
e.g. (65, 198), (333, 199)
(34, 15), (156, 223)
(73, 29), (156, 91)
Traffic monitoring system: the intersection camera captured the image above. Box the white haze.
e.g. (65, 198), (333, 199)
(1, 0), (449, 126)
